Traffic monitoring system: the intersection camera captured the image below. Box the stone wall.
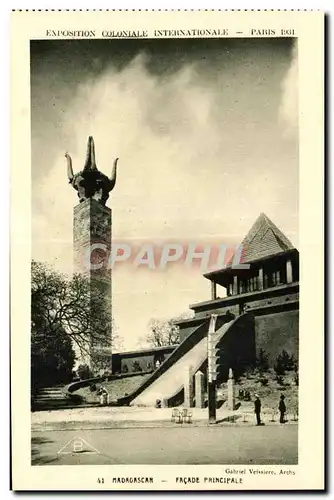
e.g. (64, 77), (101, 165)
(112, 346), (177, 374)
(182, 283), (299, 370)
(254, 310), (299, 364)
(73, 199), (112, 372)
(216, 313), (256, 381)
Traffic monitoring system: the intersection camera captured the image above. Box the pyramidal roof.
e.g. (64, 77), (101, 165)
(231, 213), (295, 265)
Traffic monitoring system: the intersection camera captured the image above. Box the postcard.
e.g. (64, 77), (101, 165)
(11, 9), (324, 491)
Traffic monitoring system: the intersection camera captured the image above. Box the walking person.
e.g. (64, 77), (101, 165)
(254, 394), (262, 426)
(279, 394), (286, 423)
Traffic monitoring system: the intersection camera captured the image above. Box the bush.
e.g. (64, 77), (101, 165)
(243, 390), (251, 401)
(133, 361), (143, 372)
(274, 350), (296, 378)
(294, 371), (299, 386)
(274, 361), (285, 377)
(259, 377), (269, 386)
(68, 393), (84, 404)
(121, 364), (129, 373)
(77, 364), (92, 380)
(244, 367), (257, 380)
(256, 349), (269, 373)
(90, 383), (97, 392)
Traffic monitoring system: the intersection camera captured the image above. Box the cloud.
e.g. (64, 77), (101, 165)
(279, 45), (298, 138)
(32, 46), (299, 349)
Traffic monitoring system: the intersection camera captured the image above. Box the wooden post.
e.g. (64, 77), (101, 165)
(184, 366), (194, 408)
(195, 371), (205, 408)
(207, 314), (218, 424)
(208, 380), (216, 424)
(211, 281), (217, 300)
(286, 260), (293, 283)
(233, 275), (238, 295)
(227, 368), (235, 410)
(258, 268), (264, 290)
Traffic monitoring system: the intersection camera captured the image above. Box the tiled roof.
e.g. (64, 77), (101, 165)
(229, 213), (295, 265)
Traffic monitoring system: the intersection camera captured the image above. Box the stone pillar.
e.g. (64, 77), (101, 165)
(227, 368), (235, 410)
(184, 365), (194, 408)
(211, 281), (217, 300)
(286, 260), (293, 283)
(73, 199), (112, 372)
(195, 371), (205, 408)
(258, 268), (264, 290)
(233, 275), (238, 295)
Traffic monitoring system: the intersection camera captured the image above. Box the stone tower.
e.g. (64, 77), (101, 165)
(66, 136), (119, 373)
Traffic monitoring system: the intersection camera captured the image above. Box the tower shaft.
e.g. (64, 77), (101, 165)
(73, 198), (112, 373)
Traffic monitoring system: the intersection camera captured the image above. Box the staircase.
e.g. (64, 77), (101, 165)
(32, 385), (71, 411)
(119, 313), (254, 407)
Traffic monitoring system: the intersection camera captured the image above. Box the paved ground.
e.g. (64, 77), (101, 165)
(32, 405), (298, 431)
(32, 424), (298, 466)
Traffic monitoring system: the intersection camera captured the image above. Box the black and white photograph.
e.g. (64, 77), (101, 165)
(30, 34), (300, 467)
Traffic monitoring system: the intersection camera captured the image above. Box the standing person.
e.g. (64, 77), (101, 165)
(279, 394), (286, 423)
(254, 394), (262, 426)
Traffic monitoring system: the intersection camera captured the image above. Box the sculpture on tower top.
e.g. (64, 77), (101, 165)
(65, 136), (119, 205)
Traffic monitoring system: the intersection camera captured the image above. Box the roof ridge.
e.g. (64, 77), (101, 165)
(226, 213), (295, 266)
(243, 213), (294, 247)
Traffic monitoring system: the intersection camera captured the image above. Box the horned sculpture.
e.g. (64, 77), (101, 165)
(66, 136), (119, 205)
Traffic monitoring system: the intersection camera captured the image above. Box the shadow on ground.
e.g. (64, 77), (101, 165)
(31, 436), (58, 465)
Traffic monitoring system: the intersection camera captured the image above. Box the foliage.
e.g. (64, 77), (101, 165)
(238, 389), (251, 401)
(31, 260), (124, 388)
(31, 322), (75, 391)
(132, 361), (142, 372)
(77, 364), (92, 380)
(274, 350), (296, 378)
(143, 312), (193, 348)
(294, 367), (299, 386)
(146, 318), (180, 347)
(31, 260), (123, 357)
(256, 349), (269, 373)
(90, 349), (113, 376)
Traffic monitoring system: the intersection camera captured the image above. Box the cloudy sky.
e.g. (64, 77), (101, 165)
(30, 37), (298, 350)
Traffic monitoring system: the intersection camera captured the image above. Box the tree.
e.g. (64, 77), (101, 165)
(77, 364), (92, 380)
(144, 312), (194, 348)
(31, 260), (122, 356)
(256, 348), (269, 373)
(146, 318), (180, 347)
(274, 349), (295, 377)
(31, 322), (75, 391)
